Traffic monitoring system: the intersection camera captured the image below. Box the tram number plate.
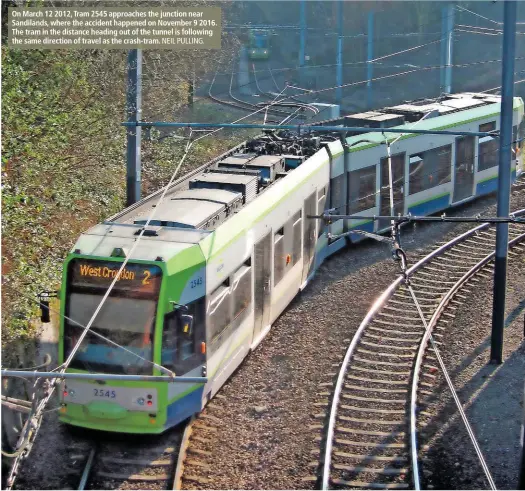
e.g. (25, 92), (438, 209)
(93, 388), (116, 399)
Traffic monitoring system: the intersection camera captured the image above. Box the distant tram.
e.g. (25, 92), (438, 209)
(56, 92), (523, 434)
(248, 29), (270, 60)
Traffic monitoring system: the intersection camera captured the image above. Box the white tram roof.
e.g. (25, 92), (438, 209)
(191, 172), (257, 185)
(172, 188), (242, 206)
(349, 111), (402, 122)
(388, 92), (496, 115)
(134, 199), (224, 229)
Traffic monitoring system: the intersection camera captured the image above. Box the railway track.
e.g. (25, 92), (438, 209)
(251, 63), (320, 117)
(316, 210), (525, 490)
(207, 56), (316, 123)
(206, 60), (289, 121)
(74, 420), (193, 490)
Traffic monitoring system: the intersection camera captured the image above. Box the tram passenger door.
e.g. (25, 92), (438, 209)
(453, 136), (475, 203)
(379, 153), (405, 231)
(253, 232), (272, 340)
(302, 192), (317, 283)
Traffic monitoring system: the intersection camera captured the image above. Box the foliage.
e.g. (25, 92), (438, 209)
(1, 48), (127, 346)
(1, 9), (243, 355)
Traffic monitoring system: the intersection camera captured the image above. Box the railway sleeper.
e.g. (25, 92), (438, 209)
(364, 333), (421, 344)
(333, 453), (407, 463)
(357, 348), (415, 358)
(351, 365), (411, 377)
(371, 319), (425, 330)
(95, 471), (170, 481)
(443, 250), (487, 259)
(437, 256), (477, 269)
(330, 478), (409, 489)
(380, 306), (421, 316)
(352, 355), (412, 367)
(98, 456), (172, 466)
(412, 273), (457, 284)
(340, 405), (405, 415)
(375, 313), (425, 322)
(347, 374), (408, 385)
(335, 427), (405, 438)
(341, 393), (405, 405)
(333, 464), (409, 475)
(344, 384), (408, 394)
(360, 340), (417, 351)
(337, 415), (404, 426)
(332, 438), (405, 449)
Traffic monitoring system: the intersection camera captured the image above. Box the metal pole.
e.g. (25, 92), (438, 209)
(126, 49), (142, 206)
(440, 6), (447, 91)
(189, 61), (195, 107)
(444, 2), (454, 94)
(490, 0), (516, 364)
(0, 370), (207, 383)
(336, 0), (343, 105)
(367, 11), (374, 109)
(122, 121), (495, 137)
(299, 0), (306, 85)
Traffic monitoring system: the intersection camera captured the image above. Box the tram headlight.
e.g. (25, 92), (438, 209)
(137, 397), (145, 406)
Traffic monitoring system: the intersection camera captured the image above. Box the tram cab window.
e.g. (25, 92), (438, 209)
(162, 298), (205, 370)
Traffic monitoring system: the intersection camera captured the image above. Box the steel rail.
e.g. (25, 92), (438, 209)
(250, 68), (319, 114)
(410, 224), (525, 489)
(173, 417), (194, 490)
(226, 59), (291, 117)
(77, 447), (96, 490)
(321, 208), (525, 490)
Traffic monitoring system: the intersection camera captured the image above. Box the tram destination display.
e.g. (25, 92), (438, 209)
(69, 259), (162, 294)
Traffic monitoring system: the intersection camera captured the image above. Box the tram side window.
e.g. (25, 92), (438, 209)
(207, 285), (231, 343)
(292, 211), (302, 266)
(330, 174), (345, 214)
(274, 211), (302, 286)
(274, 227), (285, 285)
(478, 122), (499, 172)
(408, 144), (452, 195)
(232, 264), (252, 321)
(513, 124), (521, 160)
(348, 166), (376, 213)
(317, 187), (327, 237)
(479, 122), (496, 133)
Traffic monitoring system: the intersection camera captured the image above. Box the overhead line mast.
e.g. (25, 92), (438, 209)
(490, 0), (517, 365)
